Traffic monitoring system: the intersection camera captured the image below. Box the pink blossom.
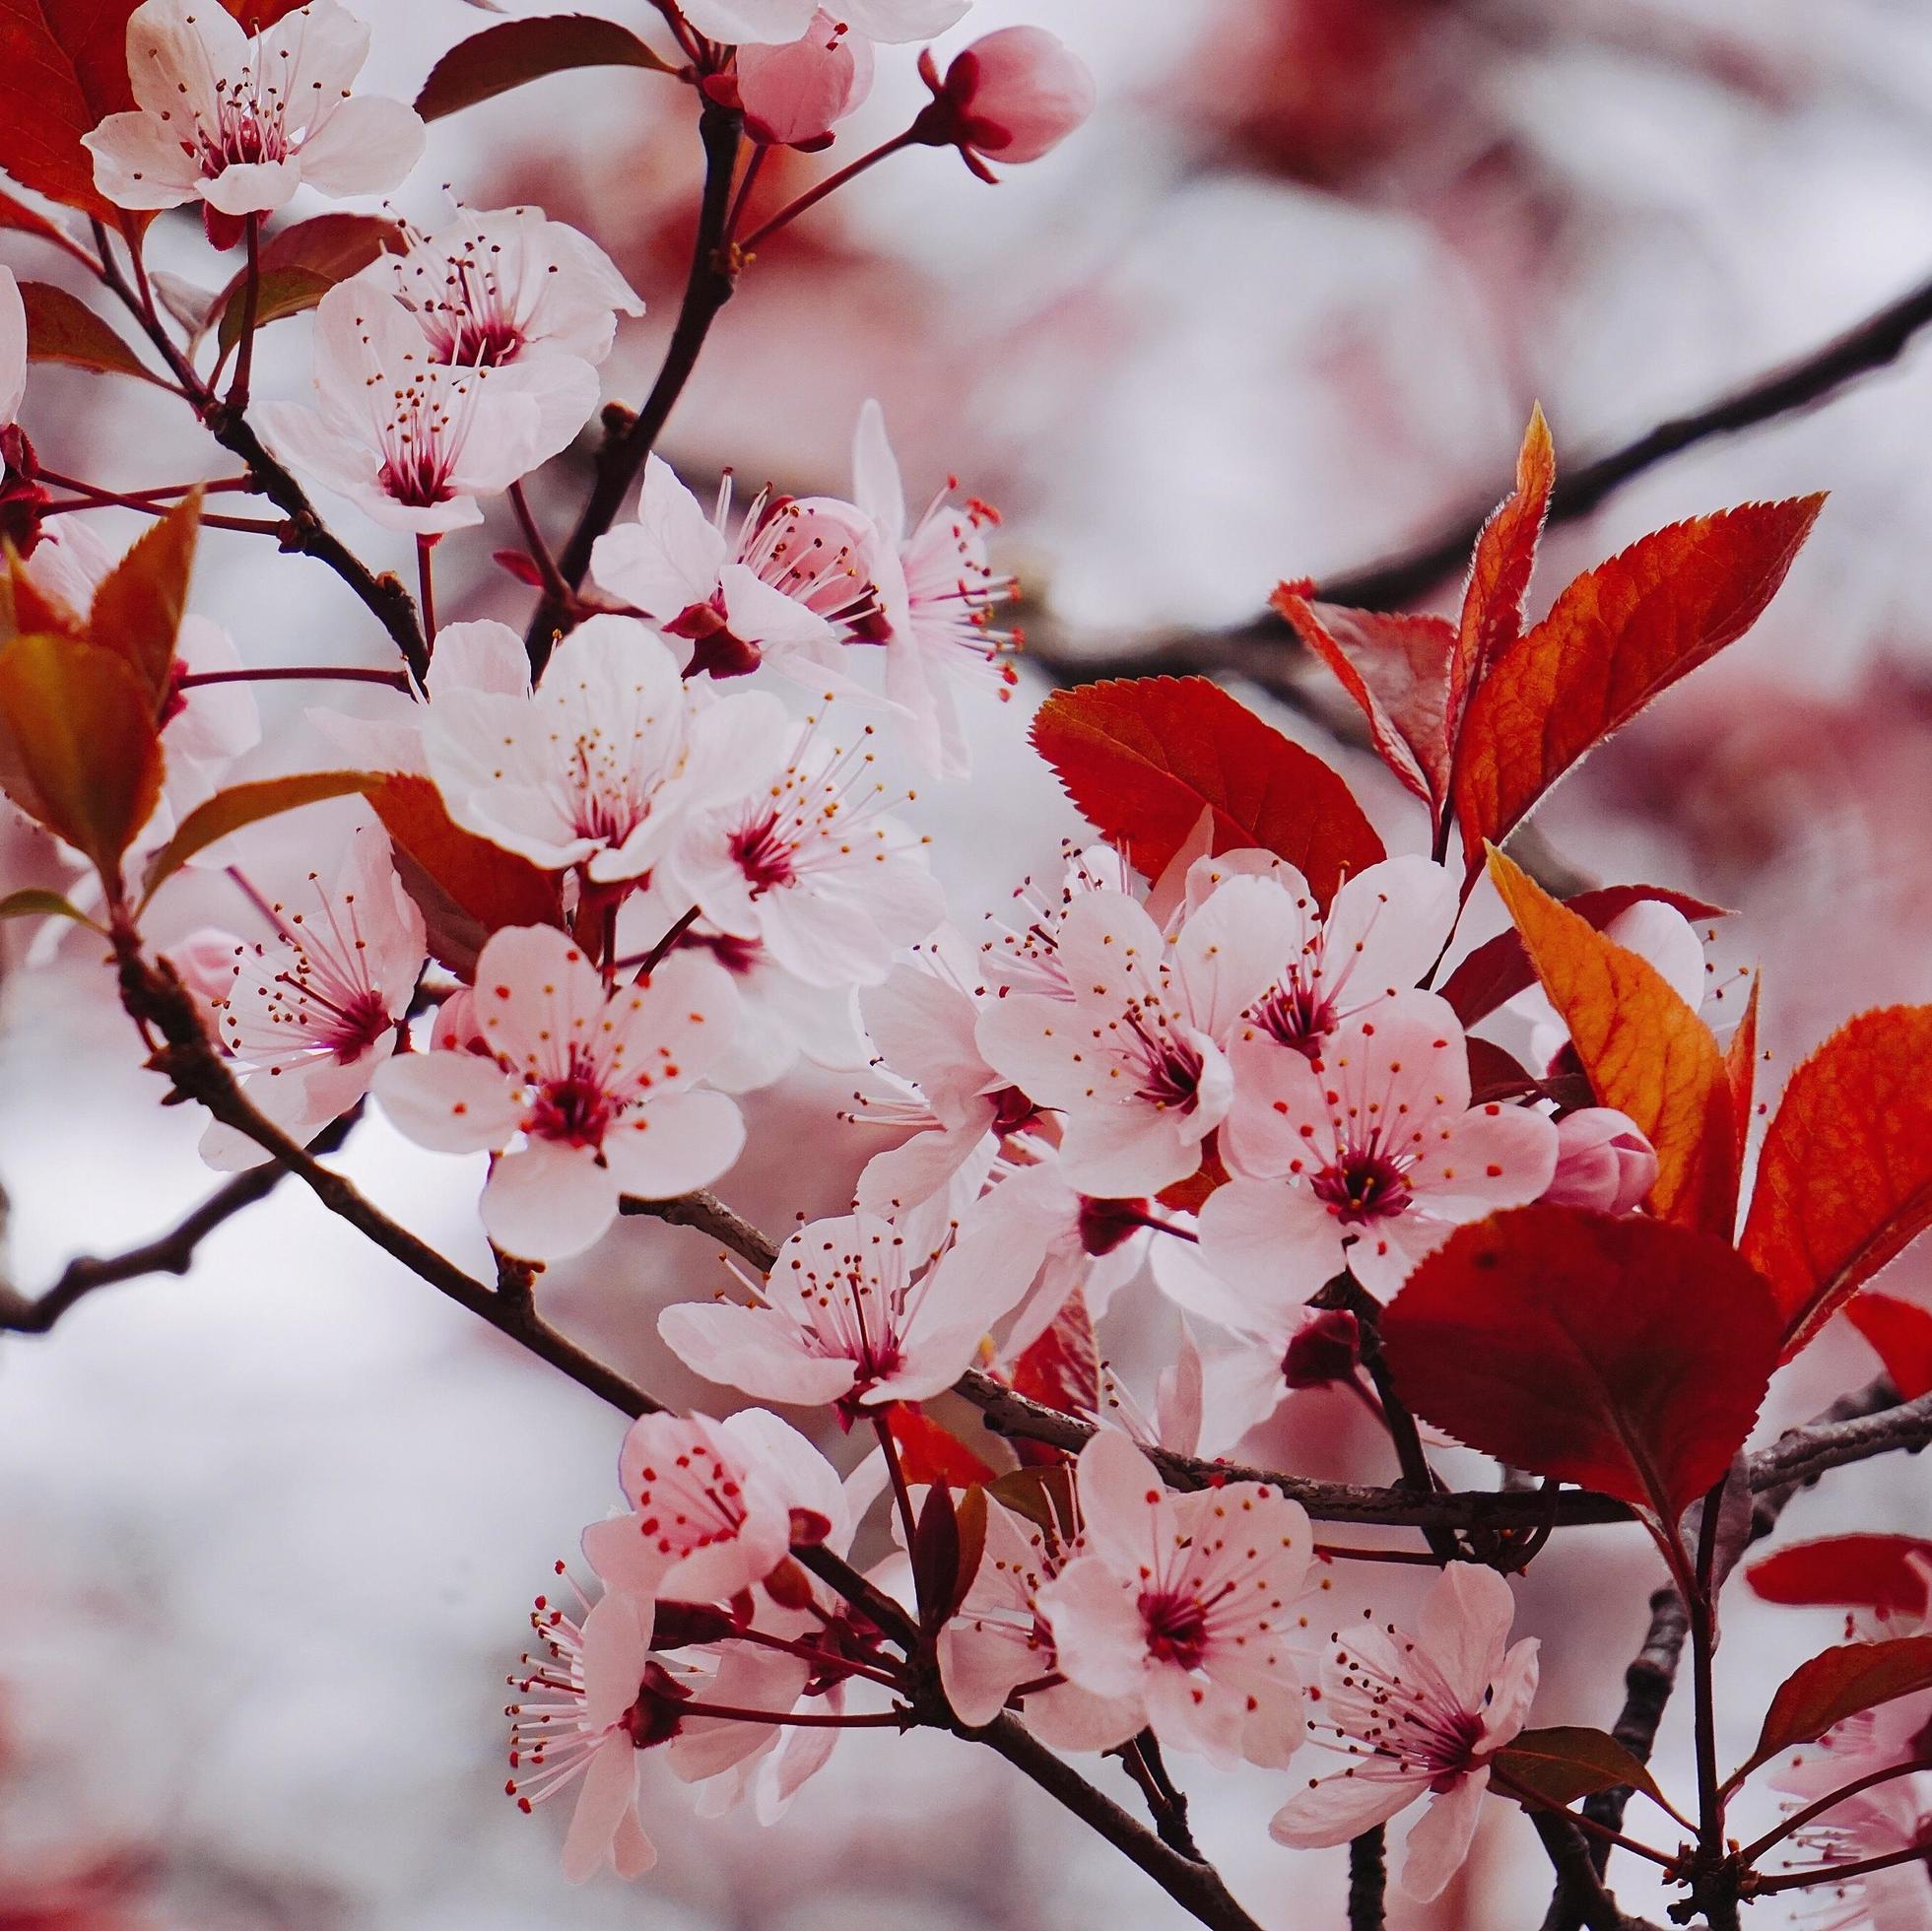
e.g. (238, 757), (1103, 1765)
(657, 1209), (1035, 1410)
(661, 714), (944, 987)
(735, 13), (873, 151)
(676, 0), (967, 44)
(84, 0), (426, 231)
(1271, 1564), (1540, 1900)
(0, 268), (22, 429)
(581, 1406), (847, 1608)
(850, 400), (1018, 777)
(974, 877), (1303, 1197)
(589, 455), (881, 692)
(1033, 1429), (1313, 1765)
(1182, 851), (1459, 1059)
(182, 823), (425, 1171)
(1540, 1106), (1657, 1213)
(373, 924), (744, 1261)
(0, 267), (47, 561)
(257, 285), (545, 534)
(912, 28), (1096, 177)
(420, 615), (784, 884)
(939, 1487), (1143, 1748)
(504, 1579), (805, 1883)
(357, 206), (642, 454)
(977, 841), (1130, 999)
(1202, 991), (1558, 1300)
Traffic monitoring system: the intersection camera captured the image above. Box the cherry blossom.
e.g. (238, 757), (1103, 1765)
(1201, 991), (1558, 1300)
(734, 14), (874, 151)
(84, 0), (426, 237)
(581, 1406), (846, 1608)
(0, 266), (47, 560)
(1270, 1564), (1540, 1900)
(183, 823), (425, 1171)
(1179, 851), (1459, 1059)
(974, 877), (1303, 1197)
(660, 714), (944, 987)
(911, 28), (1097, 178)
(676, 0), (968, 45)
(420, 616), (784, 884)
(938, 1487), (1142, 1747)
(588, 455), (881, 691)
(657, 1209), (1034, 1411)
(356, 206), (641, 454)
(978, 842), (1129, 999)
(257, 284), (545, 534)
(373, 924), (744, 1260)
(1540, 1106), (1657, 1213)
(850, 400), (1018, 777)
(1033, 1429), (1313, 1765)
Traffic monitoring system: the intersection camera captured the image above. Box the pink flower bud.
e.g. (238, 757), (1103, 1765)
(1540, 1107), (1658, 1215)
(1282, 1307), (1362, 1390)
(913, 28), (1096, 175)
(734, 10), (874, 152)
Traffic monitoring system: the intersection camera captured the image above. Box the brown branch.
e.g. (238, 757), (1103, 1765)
(1529, 1811), (1661, 1931)
(0, 1111), (359, 1334)
(1749, 1378), (1923, 1526)
(1347, 1826), (1386, 1930)
(524, 103), (744, 675)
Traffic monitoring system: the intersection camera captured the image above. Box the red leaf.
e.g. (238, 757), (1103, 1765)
(0, 0), (143, 224)
(1466, 1034), (1539, 1103)
(1380, 1205), (1781, 1526)
(1449, 404), (1556, 746)
(1438, 883), (1728, 1028)
(1492, 1724), (1664, 1811)
(1490, 850), (1738, 1233)
(1740, 1007), (1932, 1359)
(0, 185), (72, 247)
(1454, 497), (1825, 871)
(368, 774), (563, 976)
(1010, 1286), (1099, 1467)
(1735, 1634), (1932, 1782)
(1030, 676), (1384, 908)
(20, 279), (165, 384)
(415, 14), (674, 121)
(1747, 1536), (1932, 1621)
(888, 1403), (997, 1490)
(88, 489), (199, 705)
(1723, 969), (1764, 1176)
(220, 0), (308, 26)
(204, 211), (404, 347)
(1272, 585), (1453, 815)
(1846, 1294), (1932, 1402)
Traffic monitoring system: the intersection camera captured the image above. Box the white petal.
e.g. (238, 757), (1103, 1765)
(297, 95), (428, 198)
(372, 1051), (520, 1153)
(481, 1141), (621, 1261)
(600, 1089), (744, 1200)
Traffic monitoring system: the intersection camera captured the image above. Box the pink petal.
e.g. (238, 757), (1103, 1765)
(1399, 1769), (1490, 1901)
(1270, 1766), (1426, 1847)
(598, 1090), (745, 1201)
(562, 1735), (638, 1884)
(656, 1301), (858, 1406)
(481, 1141), (621, 1261)
(372, 1051), (521, 1154)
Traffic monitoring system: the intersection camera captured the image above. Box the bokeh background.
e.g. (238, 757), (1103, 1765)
(5, 0), (1932, 1923)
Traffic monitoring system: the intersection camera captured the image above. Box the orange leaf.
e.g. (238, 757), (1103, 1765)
(0, 632), (162, 882)
(1845, 1294), (1932, 1402)
(1489, 848), (1736, 1232)
(1448, 404), (1555, 748)
(1455, 496), (1824, 871)
(0, 0), (146, 226)
(1740, 1007), (1932, 1360)
(141, 769), (381, 903)
(1272, 585), (1453, 816)
(1381, 1205), (1780, 1526)
(89, 490), (201, 707)
(369, 774), (564, 975)
(888, 1403), (997, 1490)
(1030, 676), (1383, 908)
(1723, 970), (1764, 1176)
(3, 547), (86, 640)
(1010, 1285), (1099, 1469)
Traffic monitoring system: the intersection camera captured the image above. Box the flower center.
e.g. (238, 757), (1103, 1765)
(1426, 1707), (1487, 1791)
(1311, 1150), (1413, 1224)
(1139, 1589), (1209, 1670)
(728, 810), (797, 896)
(527, 1058), (614, 1148)
(1129, 1021), (1204, 1111)
(438, 314), (524, 366)
(620, 1661), (693, 1750)
(1251, 976), (1334, 1058)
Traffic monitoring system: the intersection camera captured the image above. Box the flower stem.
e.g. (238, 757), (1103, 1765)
(738, 130), (916, 250)
(416, 534), (438, 650)
(173, 665), (414, 692)
(230, 214), (262, 409)
(874, 1409), (920, 1560)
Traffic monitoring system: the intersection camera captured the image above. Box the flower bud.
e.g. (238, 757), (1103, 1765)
(1282, 1306), (1362, 1390)
(1540, 1107), (1658, 1214)
(733, 10), (874, 152)
(912, 28), (1096, 175)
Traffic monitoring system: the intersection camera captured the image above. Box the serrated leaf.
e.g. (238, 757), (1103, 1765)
(1454, 497), (1824, 871)
(142, 770), (380, 901)
(88, 490), (200, 705)
(1031, 675), (1384, 908)
(415, 14), (674, 121)
(1733, 1634), (1932, 1785)
(1492, 1724), (1665, 1811)
(1380, 1205), (1781, 1528)
(1490, 849), (1738, 1233)
(0, 632), (162, 880)
(20, 280), (166, 384)
(204, 213), (404, 350)
(0, 0), (146, 225)
(1740, 1007), (1932, 1360)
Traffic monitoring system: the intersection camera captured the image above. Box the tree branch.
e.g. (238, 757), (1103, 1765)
(524, 103), (744, 675)
(0, 1111), (358, 1334)
(1347, 1826), (1386, 1931)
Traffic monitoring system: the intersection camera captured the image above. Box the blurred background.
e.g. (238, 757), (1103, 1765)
(4, 0), (1932, 1923)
